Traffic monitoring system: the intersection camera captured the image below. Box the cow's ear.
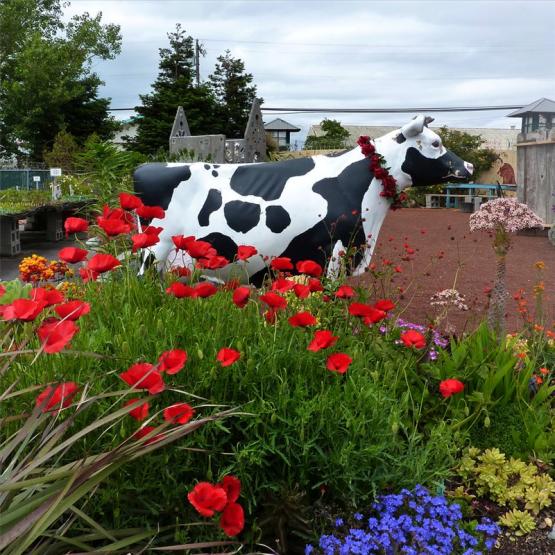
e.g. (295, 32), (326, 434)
(395, 133), (406, 144)
(424, 116), (434, 127)
(401, 114), (425, 137)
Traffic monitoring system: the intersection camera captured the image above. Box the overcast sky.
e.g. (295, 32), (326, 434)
(65, 0), (555, 140)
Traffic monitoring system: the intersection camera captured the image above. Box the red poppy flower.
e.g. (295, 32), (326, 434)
(87, 253), (121, 274)
(271, 278), (295, 293)
(124, 398), (150, 421)
(188, 482), (228, 517)
(326, 353), (352, 374)
(158, 349), (187, 374)
(439, 379), (464, 398)
(288, 311), (318, 327)
(133, 425), (165, 445)
(166, 282), (196, 298)
(58, 247), (88, 264)
(197, 255), (229, 270)
(335, 285), (355, 299)
(0, 284), (5, 298)
(307, 330), (338, 352)
(232, 286), (251, 308)
(264, 309), (277, 324)
(374, 299), (395, 312)
(296, 260), (323, 277)
(163, 402), (194, 424)
(35, 382), (79, 412)
(79, 267), (99, 282)
(400, 330), (426, 349)
(270, 257), (293, 271)
(237, 245), (257, 260)
(132, 232), (160, 252)
(54, 300), (91, 321)
(143, 225), (163, 236)
(119, 192), (143, 211)
(30, 287), (64, 306)
(220, 502), (245, 537)
(2, 299), (47, 321)
(64, 217), (88, 236)
(217, 347), (241, 367)
(219, 475), (241, 503)
(193, 282), (218, 298)
(170, 266), (192, 278)
(348, 303), (373, 317)
(260, 292), (287, 310)
(308, 278), (324, 292)
(187, 240), (216, 259)
(37, 319), (79, 353)
(362, 308), (387, 326)
(172, 235), (196, 250)
(120, 362), (165, 394)
(293, 284), (311, 299)
(136, 204), (165, 220)
(97, 217), (131, 236)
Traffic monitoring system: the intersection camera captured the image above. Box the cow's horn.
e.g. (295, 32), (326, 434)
(401, 114), (425, 137)
(424, 116), (434, 126)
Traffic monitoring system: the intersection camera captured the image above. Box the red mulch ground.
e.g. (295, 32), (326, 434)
(352, 208), (555, 333)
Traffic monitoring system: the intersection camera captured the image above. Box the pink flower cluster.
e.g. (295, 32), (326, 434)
(469, 198), (544, 233)
(430, 289), (469, 311)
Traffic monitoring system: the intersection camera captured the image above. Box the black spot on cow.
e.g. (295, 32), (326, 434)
(212, 170), (218, 177)
(229, 157), (315, 201)
(133, 163), (191, 209)
(224, 201), (261, 233)
(196, 232), (238, 261)
(213, 165), (220, 168)
(266, 205), (291, 233)
(280, 158), (372, 268)
(204, 164), (211, 170)
(198, 189), (222, 227)
(401, 147), (470, 187)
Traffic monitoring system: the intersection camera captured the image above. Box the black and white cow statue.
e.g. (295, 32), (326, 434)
(133, 115), (473, 284)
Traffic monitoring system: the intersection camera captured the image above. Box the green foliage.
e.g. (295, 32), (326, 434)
(424, 324), (555, 461)
(0, 187), (92, 215)
(74, 136), (146, 204)
(457, 447), (555, 536)
(42, 129), (81, 172)
(498, 509), (536, 536)
(437, 126), (499, 179)
(305, 119), (350, 150)
(208, 50), (260, 139)
(0, 0), (121, 161)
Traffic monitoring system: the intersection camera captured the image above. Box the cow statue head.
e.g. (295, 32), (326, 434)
(377, 114), (474, 190)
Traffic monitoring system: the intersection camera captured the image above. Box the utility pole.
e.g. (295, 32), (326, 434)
(195, 39), (200, 86)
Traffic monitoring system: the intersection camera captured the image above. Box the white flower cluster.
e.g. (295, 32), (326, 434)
(430, 289), (469, 311)
(469, 198), (544, 233)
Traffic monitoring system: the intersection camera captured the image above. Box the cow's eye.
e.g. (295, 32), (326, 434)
(432, 140), (440, 148)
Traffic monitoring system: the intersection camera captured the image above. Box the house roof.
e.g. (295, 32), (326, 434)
(507, 98), (555, 117)
(264, 118), (300, 132)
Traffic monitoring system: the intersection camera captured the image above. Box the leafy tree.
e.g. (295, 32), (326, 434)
(43, 129), (80, 172)
(208, 50), (260, 138)
(128, 24), (219, 155)
(437, 126), (499, 178)
(304, 119), (350, 150)
(0, 0), (121, 162)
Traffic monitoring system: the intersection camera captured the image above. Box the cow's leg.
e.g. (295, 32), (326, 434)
(326, 240), (345, 280)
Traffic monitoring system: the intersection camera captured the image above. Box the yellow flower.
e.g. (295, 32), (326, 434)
(535, 260), (545, 270)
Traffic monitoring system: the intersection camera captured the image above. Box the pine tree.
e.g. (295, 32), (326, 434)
(129, 24), (219, 155)
(208, 50), (259, 138)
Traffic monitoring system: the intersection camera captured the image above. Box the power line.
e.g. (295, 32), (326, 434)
(107, 104), (524, 113)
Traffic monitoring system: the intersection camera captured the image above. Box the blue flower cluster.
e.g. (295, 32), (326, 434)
(306, 485), (499, 554)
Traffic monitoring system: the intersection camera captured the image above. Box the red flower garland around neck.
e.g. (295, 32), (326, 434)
(357, 136), (406, 210)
